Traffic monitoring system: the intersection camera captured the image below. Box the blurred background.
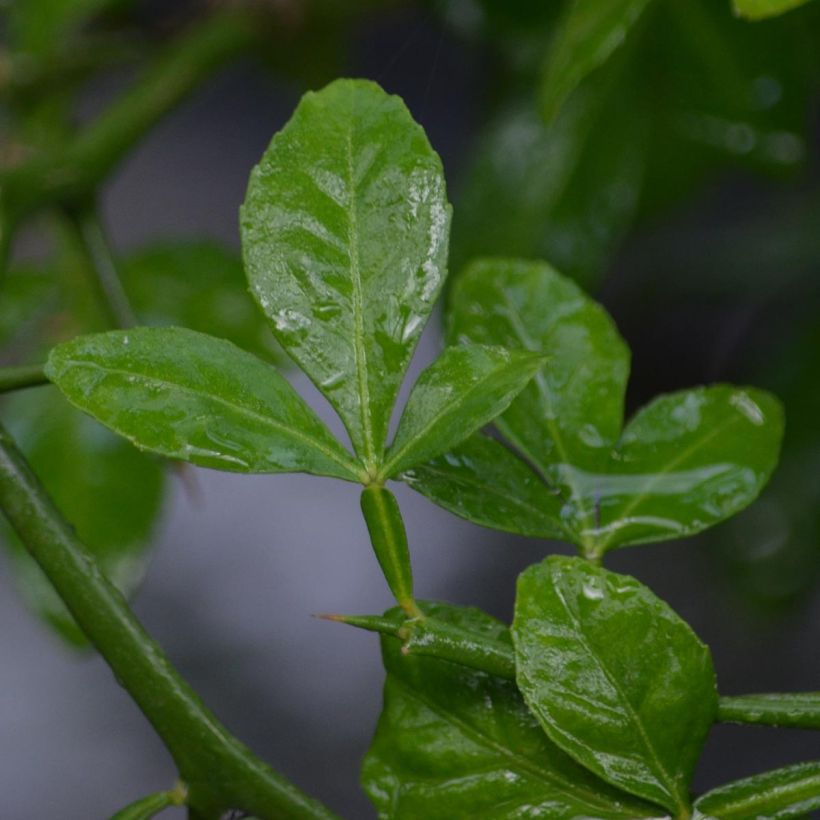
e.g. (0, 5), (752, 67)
(1, 0), (819, 817)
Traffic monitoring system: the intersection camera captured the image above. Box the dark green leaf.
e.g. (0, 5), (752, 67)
(401, 433), (566, 539)
(595, 385), (785, 549)
(448, 259), (783, 553)
(363, 601), (663, 819)
(694, 760), (820, 819)
(732, 0), (814, 20)
(45, 327), (361, 481)
(241, 78), (451, 468)
(540, 0), (654, 122)
(383, 345), (544, 478)
(119, 242), (281, 362)
(2, 390), (164, 646)
(512, 556), (717, 814)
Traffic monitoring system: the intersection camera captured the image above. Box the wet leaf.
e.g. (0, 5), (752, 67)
(447, 258), (783, 553)
(45, 327), (361, 481)
(512, 556), (717, 814)
(540, 0), (655, 122)
(401, 433), (566, 539)
(383, 345), (545, 478)
(694, 760), (820, 819)
(2, 390), (164, 647)
(733, 0), (814, 20)
(362, 601), (663, 819)
(241, 78), (451, 467)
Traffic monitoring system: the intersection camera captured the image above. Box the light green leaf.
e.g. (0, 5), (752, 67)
(401, 433), (566, 539)
(594, 385), (785, 549)
(119, 242), (281, 363)
(363, 601), (663, 819)
(45, 327), (361, 481)
(513, 556), (717, 815)
(732, 0), (813, 20)
(447, 259), (783, 553)
(2, 391), (164, 647)
(383, 345), (544, 478)
(241, 78), (451, 467)
(694, 760), (820, 819)
(541, 0), (655, 122)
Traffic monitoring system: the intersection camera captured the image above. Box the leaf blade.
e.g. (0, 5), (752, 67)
(45, 327), (360, 481)
(401, 433), (567, 539)
(363, 601), (663, 820)
(512, 556), (717, 813)
(241, 78), (451, 465)
(383, 345), (545, 478)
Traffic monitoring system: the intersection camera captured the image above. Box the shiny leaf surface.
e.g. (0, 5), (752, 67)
(541, 0), (655, 122)
(512, 556), (717, 814)
(732, 0), (813, 19)
(383, 345), (545, 478)
(401, 433), (566, 539)
(241, 78), (451, 466)
(2, 390), (164, 646)
(362, 601), (663, 820)
(45, 327), (360, 480)
(447, 259), (783, 552)
(694, 760), (820, 819)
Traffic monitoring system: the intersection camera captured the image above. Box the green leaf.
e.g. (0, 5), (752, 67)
(541, 0), (655, 122)
(45, 327), (361, 481)
(0, 263), (58, 354)
(448, 259), (783, 553)
(241, 78), (451, 467)
(512, 556), (717, 815)
(732, 0), (813, 20)
(401, 433), (566, 539)
(694, 760), (820, 819)
(594, 385), (785, 549)
(119, 242), (281, 363)
(383, 345), (545, 478)
(363, 601), (663, 819)
(2, 391), (164, 647)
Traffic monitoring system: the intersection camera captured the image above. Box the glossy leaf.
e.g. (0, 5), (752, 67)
(45, 327), (361, 481)
(694, 760), (820, 819)
(363, 601), (663, 820)
(383, 345), (545, 478)
(401, 433), (566, 539)
(512, 556), (717, 814)
(119, 242), (280, 362)
(447, 259), (783, 553)
(733, 0), (814, 20)
(241, 78), (451, 466)
(2, 391), (164, 647)
(594, 385), (785, 549)
(541, 0), (655, 122)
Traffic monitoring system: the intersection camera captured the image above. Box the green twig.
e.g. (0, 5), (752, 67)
(718, 693), (820, 730)
(0, 422), (338, 820)
(65, 207), (136, 328)
(0, 364), (48, 393)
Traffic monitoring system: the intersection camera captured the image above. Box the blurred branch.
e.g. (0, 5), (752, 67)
(0, 364), (48, 393)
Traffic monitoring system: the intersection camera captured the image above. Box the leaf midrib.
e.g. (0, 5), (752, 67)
(58, 357), (359, 479)
(547, 578), (687, 816)
(391, 675), (651, 816)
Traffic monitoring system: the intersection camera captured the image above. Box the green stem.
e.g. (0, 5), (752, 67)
(360, 485), (421, 617)
(0, 364), (48, 393)
(0, 422), (337, 820)
(1, 12), (258, 219)
(110, 788), (179, 820)
(718, 693), (820, 730)
(65, 207), (136, 328)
